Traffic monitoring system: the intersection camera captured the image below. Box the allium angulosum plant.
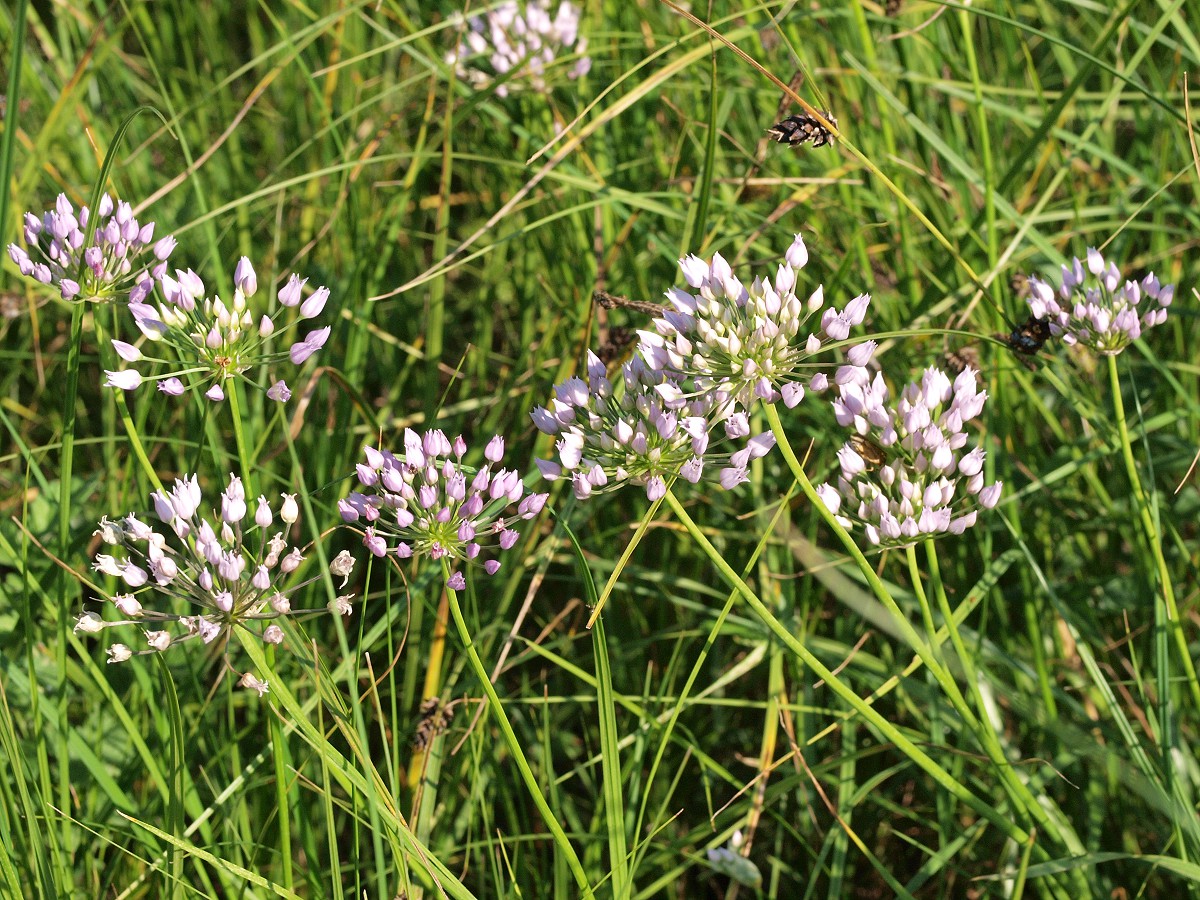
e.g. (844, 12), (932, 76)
(534, 235), (1074, 851)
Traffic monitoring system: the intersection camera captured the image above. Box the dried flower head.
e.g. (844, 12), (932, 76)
(1027, 248), (1174, 356)
(105, 257), (331, 402)
(340, 429), (548, 586)
(637, 234), (872, 413)
(7, 193), (174, 303)
(79, 474), (356, 695)
(532, 351), (776, 499)
(446, 0), (591, 97)
(816, 366), (1002, 548)
(767, 111), (839, 149)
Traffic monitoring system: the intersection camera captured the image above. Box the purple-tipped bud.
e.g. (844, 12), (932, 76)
(299, 286), (329, 318)
(278, 274), (305, 307)
(234, 257), (257, 297)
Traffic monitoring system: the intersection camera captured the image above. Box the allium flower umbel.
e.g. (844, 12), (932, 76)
(106, 256), (330, 402)
(7, 193), (174, 302)
(637, 234), (873, 413)
(340, 429), (548, 588)
(79, 474), (357, 696)
(816, 366), (1003, 548)
(532, 351), (776, 499)
(1027, 248), (1174, 356)
(447, 0), (591, 97)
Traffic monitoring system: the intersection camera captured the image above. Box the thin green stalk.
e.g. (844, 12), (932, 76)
(113, 391), (164, 493)
(760, 403), (965, 707)
(1108, 353), (1198, 863)
(266, 645), (293, 890)
(659, 488), (1030, 845)
(922, 540), (1086, 856)
(55, 300), (85, 855)
(591, 615), (629, 899)
(226, 380), (255, 495)
(761, 403), (1079, 853)
(441, 564), (594, 898)
(1107, 355), (1200, 712)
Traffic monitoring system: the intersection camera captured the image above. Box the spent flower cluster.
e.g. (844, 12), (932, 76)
(1027, 248), (1174, 356)
(816, 366), (1002, 548)
(79, 473), (356, 696)
(340, 429), (548, 588)
(7, 193), (175, 303)
(105, 256), (330, 402)
(447, 0), (590, 96)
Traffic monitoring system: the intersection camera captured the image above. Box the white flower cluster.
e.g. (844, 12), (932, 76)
(105, 256), (330, 403)
(816, 366), (1002, 547)
(638, 234), (872, 411)
(533, 351), (775, 500)
(79, 474), (356, 696)
(447, 0), (590, 97)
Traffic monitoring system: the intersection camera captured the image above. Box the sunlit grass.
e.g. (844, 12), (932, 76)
(2, 0), (1199, 896)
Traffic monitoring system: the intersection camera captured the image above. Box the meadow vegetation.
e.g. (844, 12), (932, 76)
(2, 1), (1199, 897)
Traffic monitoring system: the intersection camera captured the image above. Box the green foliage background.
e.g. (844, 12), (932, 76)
(1, 0), (1198, 896)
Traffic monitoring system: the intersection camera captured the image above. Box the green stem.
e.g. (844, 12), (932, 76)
(442, 565), (594, 898)
(1107, 355), (1200, 712)
(113, 388), (163, 492)
(226, 380), (255, 494)
(922, 540), (1082, 853)
(267, 644), (294, 889)
(56, 300), (85, 854)
(762, 403), (1079, 851)
(660, 488), (1030, 845)
(760, 404), (962, 703)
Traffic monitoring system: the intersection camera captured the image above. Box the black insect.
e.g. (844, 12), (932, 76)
(413, 697), (454, 751)
(885, 0), (902, 16)
(998, 314), (1052, 357)
(595, 326), (637, 366)
(767, 110), (839, 149)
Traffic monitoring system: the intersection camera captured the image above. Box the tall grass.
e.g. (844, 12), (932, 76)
(2, 0), (1199, 896)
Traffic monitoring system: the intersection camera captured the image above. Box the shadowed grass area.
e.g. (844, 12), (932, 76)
(2, 0), (1199, 896)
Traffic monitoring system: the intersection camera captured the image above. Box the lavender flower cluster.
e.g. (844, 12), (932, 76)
(816, 367), (1003, 548)
(1027, 248), (1174, 356)
(106, 256), (331, 403)
(533, 235), (874, 500)
(80, 474), (356, 695)
(341, 429), (548, 588)
(6, 193), (175, 303)
(447, 0), (590, 97)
